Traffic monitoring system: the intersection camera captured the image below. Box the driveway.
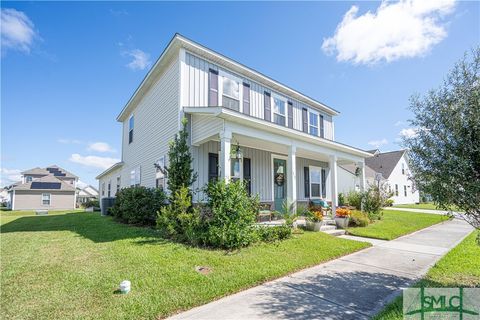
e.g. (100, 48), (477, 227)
(168, 218), (473, 320)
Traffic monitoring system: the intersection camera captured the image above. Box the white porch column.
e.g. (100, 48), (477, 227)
(329, 155), (338, 214)
(219, 130), (232, 182)
(287, 145), (297, 211)
(358, 161), (366, 191)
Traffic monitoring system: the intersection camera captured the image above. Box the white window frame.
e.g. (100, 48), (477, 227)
(42, 193), (51, 206)
(271, 93), (287, 126)
(309, 166), (323, 199)
(308, 109), (319, 136)
(218, 70), (243, 113)
(130, 166), (141, 187)
(155, 156), (166, 189)
(128, 114), (134, 144)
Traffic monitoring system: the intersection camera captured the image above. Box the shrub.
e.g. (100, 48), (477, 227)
(362, 185), (385, 221)
(82, 199), (99, 209)
(338, 193), (345, 206)
(256, 225), (292, 242)
(202, 180), (258, 249)
(346, 191), (362, 210)
(110, 186), (167, 226)
(349, 210), (370, 227)
(384, 199), (394, 207)
(157, 186), (200, 244)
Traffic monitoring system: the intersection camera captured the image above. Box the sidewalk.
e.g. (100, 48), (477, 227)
(385, 206), (462, 216)
(168, 218), (473, 320)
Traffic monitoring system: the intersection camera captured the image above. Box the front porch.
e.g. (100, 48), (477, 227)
(187, 108), (369, 213)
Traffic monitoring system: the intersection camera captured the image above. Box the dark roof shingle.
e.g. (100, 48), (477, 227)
(364, 150), (405, 179)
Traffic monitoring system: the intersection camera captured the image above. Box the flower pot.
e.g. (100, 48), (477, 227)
(335, 217), (350, 229)
(306, 220), (323, 232)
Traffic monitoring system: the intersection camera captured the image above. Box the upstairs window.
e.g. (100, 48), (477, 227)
(130, 166), (141, 187)
(309, 111), (319, 136)
(116, 176), (121, 193)
(42, 193), (51, 205)
(220, 71), (240, 111)
(272, 95), (286, 126)
(401, 163), (405, 175)
(128, 115), (134, 144)
(26, 176), (33, 183)
(155, 157), (166, 190)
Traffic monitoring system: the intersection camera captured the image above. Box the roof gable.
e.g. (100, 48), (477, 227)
(365, 150), (405, 179)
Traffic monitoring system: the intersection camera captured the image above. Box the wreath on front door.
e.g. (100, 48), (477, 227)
(275, 173), (285, 186)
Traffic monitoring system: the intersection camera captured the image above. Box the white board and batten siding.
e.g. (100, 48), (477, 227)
(120, 57), (180, 189)
(193, 141), (329, 203)
(182, 52), (334, 140)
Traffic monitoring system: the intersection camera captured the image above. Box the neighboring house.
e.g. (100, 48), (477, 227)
(96, 34), (372, 212)
(0, 187), (10, 205)
(76, 185), (99, 206)
(8, 165), (78, 210)
(338, 150), (420, 204)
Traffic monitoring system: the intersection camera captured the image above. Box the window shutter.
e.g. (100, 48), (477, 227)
(243, 83), (250, 115)
(302, 108), (308, 133)
(304, 167), (310, 198)
(320, 115), (325, 138)
(208, 69), (219, 106)
(243, 158), (251, 196)
(287, 102), (293, 128)
(321, 168), (326, 198)
(264, 91), (271, 121)
(208, 153), (219, 181)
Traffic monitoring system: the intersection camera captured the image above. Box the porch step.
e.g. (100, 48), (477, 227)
(320, 225), (337, 231)
(322, 229), (346, 236)
(323, 218), (336, 225)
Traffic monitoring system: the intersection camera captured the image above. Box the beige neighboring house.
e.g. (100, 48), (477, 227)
(9, 165), (78, 211)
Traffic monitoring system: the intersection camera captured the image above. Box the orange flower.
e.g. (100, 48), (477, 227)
(336, 208), (351, 217)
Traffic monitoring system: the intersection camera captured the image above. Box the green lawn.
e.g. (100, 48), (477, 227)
(0, 211), (370, 320)
(393, 203), (460, 211)
(0, 209), (85, 217)
(347, 210), (450, 240)
(374, 230), (480, 320)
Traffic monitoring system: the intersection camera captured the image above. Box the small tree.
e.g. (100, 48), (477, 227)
(403, 48), (480, 230)
(165, 117), (197, 197)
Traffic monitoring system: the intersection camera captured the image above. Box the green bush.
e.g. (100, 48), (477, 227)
(384, 199), (394, 207)
(346, 191), (362, 209)
(202, 180), (258, 249)
(362, 186), (384, 221)
(82, 199), (99, 208)
(110, 186), (167, 226)
(157, 187), (201, 244)
(349, 210), (370, 227)
(338, 193), (345, 206)
(256, 225), (292, 242)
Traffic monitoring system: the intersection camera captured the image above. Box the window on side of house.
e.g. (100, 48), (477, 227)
(404, 185), (407, 197)
(272, 95), (286, 126)
(308, 110), (319, 136)
(26, 176), (33, 183)
(395, 184), (399, 196)
(401, 163), (405, 175)
(128, 115), (134, 144)
(42, 193), (51, 205)
(102, 182), (105, 196)
(220, 71), (240, 111)
(107, 180), (111, 197)
(116, 176), (121, 194)
(155, 157), (166, 190)
(310, 166), (322, 198)
(130, 166), (141, 187)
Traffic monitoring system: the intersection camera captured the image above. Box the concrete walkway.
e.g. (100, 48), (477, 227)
(168, 219), (473, 320)
(385, 206), (461, 216)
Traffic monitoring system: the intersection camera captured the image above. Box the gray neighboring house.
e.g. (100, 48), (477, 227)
(9, 165), (78, 211)
(76, 185), (99, 206)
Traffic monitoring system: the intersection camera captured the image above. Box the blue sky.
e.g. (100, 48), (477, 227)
(1, 1), (479, 187)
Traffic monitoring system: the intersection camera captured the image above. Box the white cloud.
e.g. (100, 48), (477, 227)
(87, 142), (116, 153)
(368, 138), (388, 148)
(322, 0), (456, 65)
(1, 8), (38, 54)
(0, 168), (22, 186)
(399, 127), (419, 138)
(394, 120), (406, 126)
(69, 154), (120, 170)
(124, 49), (151, 70)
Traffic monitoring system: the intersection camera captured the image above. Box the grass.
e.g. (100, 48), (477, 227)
(347, 210), (450, 240)
(0, 209), (85, 217)
(0, 211), (370, 320)
(393, 202), (460, 211)
(374, 230), (480, 320)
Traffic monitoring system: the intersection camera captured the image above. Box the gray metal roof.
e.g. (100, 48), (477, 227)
(364, 150), (406, 179)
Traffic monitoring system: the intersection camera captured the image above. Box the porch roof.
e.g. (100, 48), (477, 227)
(184, 107), (373, 160)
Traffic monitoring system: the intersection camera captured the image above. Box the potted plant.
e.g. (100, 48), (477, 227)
(305, 209), (324, 232)
(335, 208), (351, 229)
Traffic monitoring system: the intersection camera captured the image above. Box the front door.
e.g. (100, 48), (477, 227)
(273, 158), (287, 211)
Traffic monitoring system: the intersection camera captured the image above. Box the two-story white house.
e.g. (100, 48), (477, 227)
(96, 34), (372, 212)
